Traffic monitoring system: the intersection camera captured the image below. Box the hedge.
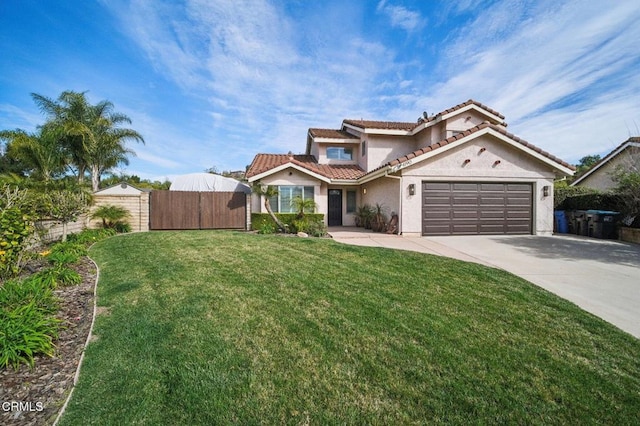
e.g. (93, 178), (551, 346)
(251, 213), (326, 236)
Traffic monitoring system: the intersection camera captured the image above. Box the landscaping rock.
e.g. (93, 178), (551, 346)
(297, 232), (309, 238)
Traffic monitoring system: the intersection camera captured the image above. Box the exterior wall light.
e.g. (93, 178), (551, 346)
(463, 159), (471, 165)
(543, 185), (550, 197)
(493, 160), (501, 166)
(479, 147), (486, 153)
(408, 183), (416, 195)
(363, 188), (367, 194)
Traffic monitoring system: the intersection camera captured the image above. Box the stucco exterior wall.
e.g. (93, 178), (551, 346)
(366, 134), (416, 171)
(399, 135), (556, 236)
(251, 168), (325, 218)
(361, 176), (400, 224)
(444, 111), (488, 137)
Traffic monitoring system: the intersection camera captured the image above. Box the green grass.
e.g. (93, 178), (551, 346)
(60, 231), (640, 425)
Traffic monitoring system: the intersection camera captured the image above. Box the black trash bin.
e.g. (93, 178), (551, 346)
(573, 210), (588, 236)
(586, 210), (620, 239)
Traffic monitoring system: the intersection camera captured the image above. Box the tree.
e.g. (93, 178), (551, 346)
(574, 155), (601, 179)
(252, 183), (286, 232)
(0, 125), (66, 181)
(35, 189), (92, 241)
(31, 91), (144, 191)
(611, 148), (640, 226)
(291, 195), (317, 218)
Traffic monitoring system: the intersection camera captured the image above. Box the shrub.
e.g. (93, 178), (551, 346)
(67, 228), (116, 245)
(113, 221), (131, 233)
(46, 250), (80, 266)
(554, 185), (596, 209)
(292, 218), (327, 237)
(251, 213), (325, 234)
(0, 277), (58, 314)
(50, 241), (88, 257)
(91, 204), (131, 231)
(0, 301), (61, 369)
(33, 265), (82, 288)
(0, 186), (36, 280)
(556, 191), (621, 211)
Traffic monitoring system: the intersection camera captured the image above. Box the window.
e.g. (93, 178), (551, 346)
(361, 141), (366, 157)
(268, 185), (314, 213)
(346, 190), (357, 213)
(326, 147), (353, 160)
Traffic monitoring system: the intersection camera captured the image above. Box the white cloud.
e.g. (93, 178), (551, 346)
(0, 104), (44, 131)
(376, 0), (424, 33)
(99, 0), (640, 174)
(393, 0), (640, 163)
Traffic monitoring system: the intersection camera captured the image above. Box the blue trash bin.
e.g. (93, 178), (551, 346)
(554, 210), (569, 233)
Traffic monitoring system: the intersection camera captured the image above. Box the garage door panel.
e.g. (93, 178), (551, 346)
(453, 210), (480, 219)
(480, 210), (505, 219)
(479, 183), (506, 191)
(423, 182), (532, 236)
(452, 197), (479, 205)
(452, 224), (479, 234)
(424, 196), (452, 205)
(452, 183), (478, 191)
(480, 197), (505, 206)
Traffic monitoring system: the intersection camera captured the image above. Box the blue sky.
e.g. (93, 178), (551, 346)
(1, 0), (639, 182)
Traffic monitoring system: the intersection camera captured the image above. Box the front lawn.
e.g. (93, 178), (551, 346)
(60, 231), (640, 424)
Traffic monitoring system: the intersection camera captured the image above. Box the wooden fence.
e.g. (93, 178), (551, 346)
(149, 191), (248, 230)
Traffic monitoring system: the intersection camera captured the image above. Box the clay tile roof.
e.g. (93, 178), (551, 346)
(308, 128), (359, 139)
(246, 153), (366, 180)
(342, 119), (417, 131)
(369, 122), (574, 175)
(437, 99), (506, 120)
(341, 100), (505, 133)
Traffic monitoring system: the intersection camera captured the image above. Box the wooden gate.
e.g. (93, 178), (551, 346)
(150, 191), (247, 230)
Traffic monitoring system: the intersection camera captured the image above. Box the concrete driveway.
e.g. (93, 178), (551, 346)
(328, 228), (640, 338)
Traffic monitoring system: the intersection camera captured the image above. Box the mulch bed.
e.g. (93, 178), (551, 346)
(0, 257), (97, 426)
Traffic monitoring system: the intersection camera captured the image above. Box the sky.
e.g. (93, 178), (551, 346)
(1, 0), (639, 182)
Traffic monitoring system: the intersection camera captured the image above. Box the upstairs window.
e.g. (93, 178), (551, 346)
(326, 147), (353, 160)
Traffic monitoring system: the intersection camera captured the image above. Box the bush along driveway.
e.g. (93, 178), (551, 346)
(59, 231), (640, 425)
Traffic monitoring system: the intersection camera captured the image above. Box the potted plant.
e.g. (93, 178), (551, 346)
(371, 203), (387, 232)
(356, 204), (374, 229)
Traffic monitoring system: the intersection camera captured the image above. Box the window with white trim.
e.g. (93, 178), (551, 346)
(268, 186), (314, 213)
(326, 147), (353, 160)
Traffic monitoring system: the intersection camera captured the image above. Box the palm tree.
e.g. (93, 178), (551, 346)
(252, 183), (286, 232)
(291, 195), (317, 218)
(31, 91), (144, 191)
(0, 125), (66, 181)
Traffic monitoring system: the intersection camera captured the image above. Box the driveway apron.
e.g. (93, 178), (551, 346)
(329, 228), (640, 339)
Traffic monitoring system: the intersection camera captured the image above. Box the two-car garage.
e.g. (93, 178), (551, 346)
(422, 182), (533, 236)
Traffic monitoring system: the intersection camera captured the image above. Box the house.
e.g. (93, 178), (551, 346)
(246, 100), (575, 236)
(571, 137), (640, 191)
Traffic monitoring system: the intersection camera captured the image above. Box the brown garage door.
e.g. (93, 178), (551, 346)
(422, 182), (532, 236)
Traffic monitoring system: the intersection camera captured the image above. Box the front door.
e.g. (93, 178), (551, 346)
(328, 189), (342, 226)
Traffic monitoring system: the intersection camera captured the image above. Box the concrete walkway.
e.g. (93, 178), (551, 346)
(328, 227), (640, 339)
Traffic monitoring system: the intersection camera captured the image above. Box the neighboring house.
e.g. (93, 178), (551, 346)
(571, 137), (640, 191)
(246, 100), (575, 236)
